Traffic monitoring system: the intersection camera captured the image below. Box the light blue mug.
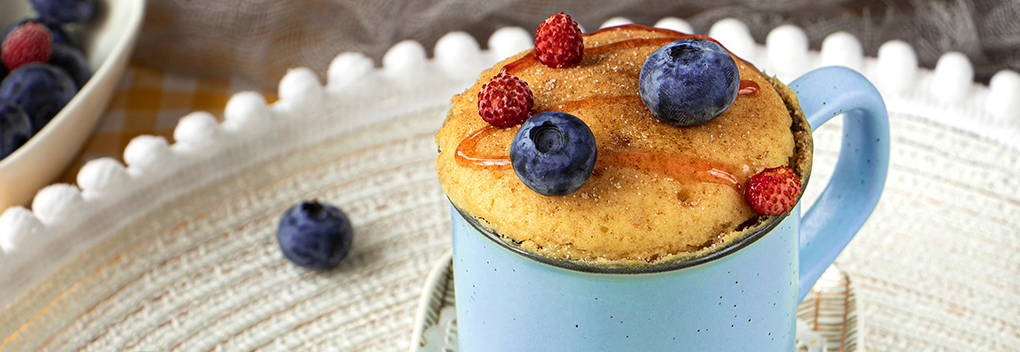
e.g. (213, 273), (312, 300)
(450, 66), (889, 351)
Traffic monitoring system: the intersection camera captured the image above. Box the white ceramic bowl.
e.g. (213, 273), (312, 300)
(0, 0), (145, 210)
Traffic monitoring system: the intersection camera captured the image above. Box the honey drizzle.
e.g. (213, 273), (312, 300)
(589, 23), (695, 37)
(457, 24), (756, 192)
(536, 95), (643, 114)
(455, 125), (512, 169)
(582, 37), (690, 57)
(598, 152), (742, 191)
(738, 80), (760, 96)
(502, 24), (721, 76)
(454, 127), (743, 191)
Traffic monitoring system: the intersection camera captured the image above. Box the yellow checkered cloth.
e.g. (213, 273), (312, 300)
(57, 61), (277, 184)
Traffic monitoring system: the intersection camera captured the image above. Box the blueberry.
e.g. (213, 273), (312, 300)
(50, 43), (91, 88)
(5, 19), (73, 46)
(30, 0), (96, 24)
(50, 25), (73, 47)
(0, 101), (33, 159)
(277, 200), (354, 270)
(639, 39), (739, 127)
(0, 63), (77, 133)
(510, 112), (597, 196)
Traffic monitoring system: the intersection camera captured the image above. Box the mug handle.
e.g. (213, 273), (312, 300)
(789, 66), (890, 302)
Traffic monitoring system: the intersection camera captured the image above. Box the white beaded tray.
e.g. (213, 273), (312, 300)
(0, 16), (1018, 352)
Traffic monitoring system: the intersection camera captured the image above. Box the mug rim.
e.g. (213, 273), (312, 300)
(453, 204), (791, 274)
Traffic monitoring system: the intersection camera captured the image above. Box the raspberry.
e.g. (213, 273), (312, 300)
(744, 166), (802, 215)
(2, 22), (53, 71)
(534, 12), (584, 68)
(478, 72), (533, 128)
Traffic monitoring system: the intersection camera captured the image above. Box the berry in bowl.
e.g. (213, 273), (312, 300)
(0, 0), (144, 210)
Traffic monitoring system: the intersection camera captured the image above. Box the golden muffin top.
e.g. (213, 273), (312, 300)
(435, 24), (811, 266)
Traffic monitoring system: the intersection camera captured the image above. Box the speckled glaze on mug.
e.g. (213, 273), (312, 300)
(450, 66), (889, 351)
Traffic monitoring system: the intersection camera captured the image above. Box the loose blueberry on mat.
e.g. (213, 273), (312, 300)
(30, 0), (97, 24)
(510, 112), (597, 196)
(639, 38), (739, 127)
(49, 43), (91, 88)
(0, 63), (77, 133)
(277, 200), (354, 270)
(0, 101), (33, 159)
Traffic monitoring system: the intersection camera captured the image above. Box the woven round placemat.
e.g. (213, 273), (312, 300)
(1, 105), (1018, 351)
(0, 108), (452, 352)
